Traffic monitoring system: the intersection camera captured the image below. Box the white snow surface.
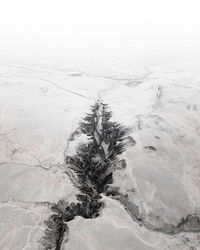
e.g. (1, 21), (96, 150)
(0, 61), (200, 249)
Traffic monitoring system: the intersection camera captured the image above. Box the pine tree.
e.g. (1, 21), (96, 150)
(68, 100), (127, 198)
(41, 101), (128, 249)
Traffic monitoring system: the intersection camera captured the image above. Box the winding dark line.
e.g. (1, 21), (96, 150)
(113, 193), (200, 236)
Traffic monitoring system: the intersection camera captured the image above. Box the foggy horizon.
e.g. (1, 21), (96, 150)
(0, 0), (200, 66)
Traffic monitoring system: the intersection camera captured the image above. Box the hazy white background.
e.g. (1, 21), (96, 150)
(0, 0), (199, 65)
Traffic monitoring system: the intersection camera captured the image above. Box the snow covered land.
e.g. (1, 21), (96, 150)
(0, 60), (200, 249)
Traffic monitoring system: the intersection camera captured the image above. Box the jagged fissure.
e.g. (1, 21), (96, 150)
(40, 100), (127, 249)
(41, 100), (200, 250)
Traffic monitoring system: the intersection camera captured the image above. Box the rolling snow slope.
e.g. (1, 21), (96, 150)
(0, 61), (200, 249)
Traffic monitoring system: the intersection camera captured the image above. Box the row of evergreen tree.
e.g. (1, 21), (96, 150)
(41, 101), (127, 249)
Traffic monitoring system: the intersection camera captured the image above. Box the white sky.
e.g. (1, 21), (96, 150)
(0, 0), (200, 64)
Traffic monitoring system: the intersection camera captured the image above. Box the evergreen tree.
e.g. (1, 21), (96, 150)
(68, 100), (127, 197)
(41, 101), (128, 249)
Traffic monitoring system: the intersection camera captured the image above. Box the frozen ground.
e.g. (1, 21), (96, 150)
(0, 60), (200, 249)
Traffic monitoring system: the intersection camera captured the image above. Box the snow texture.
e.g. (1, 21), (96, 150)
(0, 61), (200, 249)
